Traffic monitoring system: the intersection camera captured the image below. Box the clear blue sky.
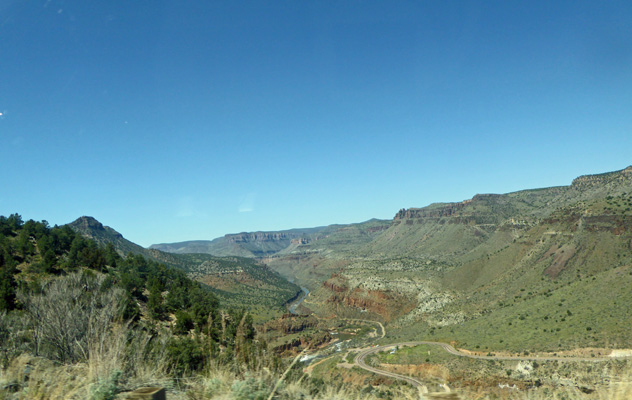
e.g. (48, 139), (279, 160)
(1, 1), (631, 247)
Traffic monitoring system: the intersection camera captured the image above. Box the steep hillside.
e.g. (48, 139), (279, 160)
(0, 215), (301, 400)
(68, 217), (301, 317)
(69, 216), (147, 255)
(307, 166), (632, 351)
(363, 191), (553, 260)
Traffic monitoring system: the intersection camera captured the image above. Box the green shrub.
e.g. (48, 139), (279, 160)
(174, 310), (195, 334)
(166, 337), (206, 376)
(231, 376), (270, 400)
(90, 369), (122, 400)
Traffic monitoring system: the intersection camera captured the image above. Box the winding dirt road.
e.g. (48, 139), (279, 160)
(353, 341), (627, 388)
(308, 318), (629, 391)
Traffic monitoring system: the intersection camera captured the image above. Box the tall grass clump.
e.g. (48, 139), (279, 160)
(0, 272), (173, 399)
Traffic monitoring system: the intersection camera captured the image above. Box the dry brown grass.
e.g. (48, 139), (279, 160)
(0, 273), (175, 399)
(183, 362), (422, 400)
(0, 323), (174, 400)
(452, 376), (632, 400)
(2, 355), (631, 400)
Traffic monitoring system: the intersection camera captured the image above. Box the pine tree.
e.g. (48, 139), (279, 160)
(147, 279), (165, 320)
(0, 263), (18, 311)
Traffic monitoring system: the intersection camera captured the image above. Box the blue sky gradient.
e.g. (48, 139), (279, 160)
(1, 1), (631, 246)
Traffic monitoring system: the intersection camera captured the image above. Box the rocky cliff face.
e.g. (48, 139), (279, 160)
(393, 194), (515, 226)
(322, 274), (348, 293)
(320, 274), (417, 321)
(291, 237), (309, 245)
(72, 216), (104, 231)
(272, 332), (332, 355)
(394, 201), (470, 220)
(263, 314), (318, 334)
(70, 216), (123, 239)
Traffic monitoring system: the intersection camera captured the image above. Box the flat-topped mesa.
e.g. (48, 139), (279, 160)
(225, 231), (299, 244)
(394, 201), (470, 220)
(571, 166), (632, 188)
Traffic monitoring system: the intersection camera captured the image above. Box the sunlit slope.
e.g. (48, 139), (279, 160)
(364, 167), (632, 261)
(443, 167), (632, 290)
(68, 216), (301, 317)
(394, 169), (632, 349)
(304, 167), (632, 351)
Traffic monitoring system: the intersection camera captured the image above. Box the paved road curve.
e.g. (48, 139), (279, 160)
(355, 345), (426, 388)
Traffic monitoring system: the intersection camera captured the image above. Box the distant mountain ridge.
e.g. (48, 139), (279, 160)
(146, 164), (632, 274)
(150, 226), (327, 257)
(150, 219), (391, 258)
(67, 216), (301, 314)
(153, 167), (632, 263)
(359, 165), (632, 259)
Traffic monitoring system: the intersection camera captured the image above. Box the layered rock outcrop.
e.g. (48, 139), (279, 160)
(571, 166), (632, 188)
(72, 216), (123, 239)
(225, 232), (298, 243)
(263, 314), (318, 334)
(394, 198), (510, 227)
